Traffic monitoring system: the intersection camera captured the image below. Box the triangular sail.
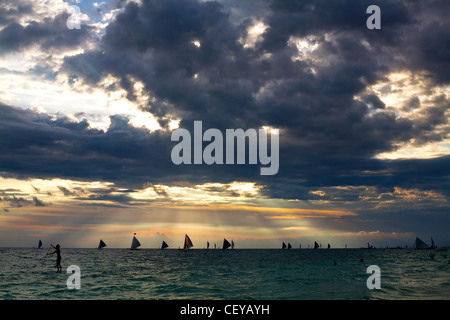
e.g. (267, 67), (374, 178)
(314, 241), (319, 249)
(328, 243), (330, 249)
(431, 238), (436, 249)
(207, 241), (210, 249)
(131, 234), (141, 250)
(282, 242), (287, 249)
(287, 243), (292, 249)
(223, 238), (231, 250)
(98, 239), (107, 249)
(414, 237), (429, 249)
(231, 240), (235, 249)
(38, 240), (42, 249)
(183, 234), (193, 250)
(161, 241), (169, 249)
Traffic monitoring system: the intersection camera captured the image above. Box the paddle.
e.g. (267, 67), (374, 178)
(42, 244), (52, 266)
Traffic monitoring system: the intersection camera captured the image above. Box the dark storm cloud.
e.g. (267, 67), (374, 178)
(0, 2), (33, 26)
(1, 100), (449, 203)
(0, 12), (92, 55)
(262, 0), (412, 51)
(143, 182), (169, 198)
(0, 102), (254, 189)
(406, 14), (450, 84)
(32, 196), (47, 207)
(60, 0), (448, 143)
(58, 186), (77, 197)
(78, 193), (135, 205)
(0, 103), (174, 187)
(0, 193), (49, 208)
(62, 0), (262, 128)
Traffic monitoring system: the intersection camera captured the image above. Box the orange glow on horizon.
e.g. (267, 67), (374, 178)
(169, 204), (357, 218)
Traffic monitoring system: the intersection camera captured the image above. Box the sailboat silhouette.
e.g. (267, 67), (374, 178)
(131, 233), (141, 250)
(223, 238), (231, 250)
(183, 234), (193, 250)
(98, 239), (107, 249)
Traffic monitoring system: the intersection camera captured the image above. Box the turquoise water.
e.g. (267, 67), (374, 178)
(0, 248), (449, 300)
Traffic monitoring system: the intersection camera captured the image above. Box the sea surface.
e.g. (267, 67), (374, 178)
(0, 248), (449, 300)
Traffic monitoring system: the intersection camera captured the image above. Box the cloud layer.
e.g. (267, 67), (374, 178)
(0, 0), (449, 246)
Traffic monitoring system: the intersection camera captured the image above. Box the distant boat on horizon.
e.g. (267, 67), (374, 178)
(314, 241), (319, 249)
(287, 243), (292, 249)
(223, 238), (231, 250)
(161, 240), (169, 250)
(183, 234), (193, 250)
(362, 242), (375, 249)
(98, 239), (107, 249)
(282, 242), (287, 249)
(413, 236), (438, 250)
(413, 237), (429, 249)
(131, 233), (141, 250)
(207, 241), (210, 249)
(431, 237), (436, 249)
(37, 240), (42, 249)
(327, 243), (330, 249)
(231, 240), (235, 249)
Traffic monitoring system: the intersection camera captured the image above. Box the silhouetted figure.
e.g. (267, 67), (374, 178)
(47, 244), (62, 271)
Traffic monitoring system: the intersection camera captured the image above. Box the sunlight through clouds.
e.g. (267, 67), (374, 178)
(1, 0), (449, 249)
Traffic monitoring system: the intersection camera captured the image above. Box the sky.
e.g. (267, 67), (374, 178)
(0, 0), (449, 248)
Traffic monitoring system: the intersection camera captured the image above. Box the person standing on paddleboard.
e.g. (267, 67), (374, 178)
(47, 244), (62, 271)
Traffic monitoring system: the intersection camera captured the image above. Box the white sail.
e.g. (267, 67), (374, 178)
(131, 235), (141, 250)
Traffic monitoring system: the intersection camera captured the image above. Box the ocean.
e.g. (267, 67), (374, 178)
(0, 248), (449, 300)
